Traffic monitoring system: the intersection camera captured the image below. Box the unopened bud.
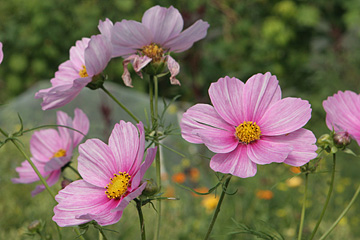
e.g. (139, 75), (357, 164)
(317, 134), (331, 145)
(28, 220), (42, 233)
(333, 131), (351, 147)
(141, 179), (158, 196)
(61, 179), (72, 189)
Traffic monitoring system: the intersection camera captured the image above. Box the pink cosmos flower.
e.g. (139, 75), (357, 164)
(111, 5), (209, 87)
(323, 90), (360, 145)
(181, 73), (317, 178)
(0, 42), (3, 64)
(52, 121), (157, 227)
(12, 108), (89, 196)
(35, 33), (112, 110)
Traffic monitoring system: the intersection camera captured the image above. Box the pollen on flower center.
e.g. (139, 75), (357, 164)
(235, 121), (261, 144)
(79, 65), (89, 78)
(141, 43), (164, 62)
(105, 172), (131, 199)
(53, 149), (66, 158)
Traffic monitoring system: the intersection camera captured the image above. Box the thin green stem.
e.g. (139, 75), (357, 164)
(297, 173), (309, 240)
(22, 125), (88, 138)
(319, 184), (360, 240)
(74, 227), (86, 240)
(97, 227), (108, 240)
(101, 86), (140, 123)
(204, 175), (232, 240)
(135, 199), (146, 240)
(67, 164), (82, 179)
(309, 154), (336, 240)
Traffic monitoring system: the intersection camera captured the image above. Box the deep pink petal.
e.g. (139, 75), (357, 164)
(112, 182), (147, 212)
(166, 55), (180, 85)
(266, 128), (317, 166)
(193, 128), (238, 153)
(0, 42), (3, 64)
(142, 6), (183, 45)
(30, 129), (62, 162)
(78, 139), (117, 187)
(98, 18), (113, 40)
(130, 122), (146, 175)
(209, 76), (245, 125)
(180, 104), (234, 144)
(247, 138), (292, 165)
(108, 121), (140, 174)
(210, 145), (257, 178)
(111, 20), (152, 57)
(72, 108), (90, 147)
(31, 170), (61, 196)
(85, 34), (112, 76)
(131, 147), (157, 189)
(258, 97), (312, 136)
(69, 38), (90, 71)
(53, 180), (118, 227)
(164, 19), (209, 53)
(242, 72), (281, 121)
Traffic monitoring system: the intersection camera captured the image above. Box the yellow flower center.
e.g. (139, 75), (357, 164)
(105, 172), (131, 199)
(52, 149), (66, 158)
(79, 65), (89, 78)
(235, 121), (261, 144)
(141, 43), (164, 62)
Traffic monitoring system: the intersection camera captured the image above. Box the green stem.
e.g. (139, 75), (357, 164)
(97, 227), (108, 240)
(319, 184), (360, 240)
(101, 86), (140, 123)
(297, 173), (309, 240)
(309, 154), (336, 240)
(135, 199), (146, 240)
(74, 227), (86, 240)
(204, 175), (232, 240)
(67, 164), (82, 179)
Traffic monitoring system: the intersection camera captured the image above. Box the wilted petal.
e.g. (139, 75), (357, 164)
(0, 42), (3, 64)
(166, 55), (180, 85)
(122, 55), (151, 87)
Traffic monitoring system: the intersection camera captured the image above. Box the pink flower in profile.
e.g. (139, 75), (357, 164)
(111, 5), (209, 87)
(53, 121), (157, 227)
(323, 90), (360, 145)
(35, 33), (112, 110)
(0, 42), (3, 64)
(181, 73), (317, 178)
(12, 109), (89, 196)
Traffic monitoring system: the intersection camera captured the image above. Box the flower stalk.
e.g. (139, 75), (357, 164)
(297, 172), (309, 240)
(135, 199), (146, 240)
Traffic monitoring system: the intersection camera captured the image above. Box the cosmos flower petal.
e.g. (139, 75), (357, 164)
(69, 38), (90, 71)
(78, 139), (117, 187)
(164, 19), (209, 53)
(258, 97), (312, 136)
(209, 76), (245, 125)
(0, 42), (3, 64)
(30, 129), (62, 162)
(247, 138), (292, 165)
(56, 110), (73, 145)
(210, 145), (257, 178)
(44, 157), (70, 172)
(53, 180), (113, 227)
(72, 108), (90, 147)
(112, 182), (147, 212)
(142, 6), (183, 45)
(131, 122), (147, 174)
(167, 55), (181, 85)
(131, 147), (157, 189)
(181, 103), (234, 143)
(31, 170), (61, 196)
(111, 20), (153, 57)
(98, 18), (114, 40)
(243, 72), (281, 121)
(108, 121), (140, 174)
(122, 54), (152, 87)
(193, 128), (238, 153)
(85, 34), (112, 76)
(12, 159), (46, 184)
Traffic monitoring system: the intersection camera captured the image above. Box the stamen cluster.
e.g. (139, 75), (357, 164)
(235, 121), (261, 144)
(105, 172), (131, 199)
(141, 43), (164, 62)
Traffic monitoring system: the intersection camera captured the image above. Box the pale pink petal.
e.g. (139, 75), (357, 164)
(44, 156), (70, 172)
(193, 128), (238, 153)
(108, 121), (140, 173)
(69, 38), (90, 71)
(166, 55), (180, 85)
(53, 180), (116, 227)
(85, 34), (112, 76)
(142, 6), (183, 45)
(111, 20), (152, 57)
(130, 122), (146, 175)
(56, 110), (73, 149)
(98, 18), (113, 40)
(267, 128), (317, 166)
(247, 138), (292, 165)
(35, 77), (92, 110)
(181, 104), (234, 143)
(0, 42), (3, 64)
(209, 76), (245, 125)
(210, 145), (257, 178)
(242, 72), (281, 121)
(72, 108), (90, 147)
(30, 129), (62, 162)
(12, 159), (47, 184)
(50, 61), (80, 87)
(122, 55), (151, 87)
(78, 139), (117, 188)
(131, 147), (157, 189)
(112, 182), (147, 212)
(163, 19), (209, 53)
(258, 98), (312, 136)
(31, 170), (61, 196)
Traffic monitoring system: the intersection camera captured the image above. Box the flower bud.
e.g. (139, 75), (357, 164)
(333, 131), (351, 147)
(317, 134), (331, 145)
(141, 178), (158, 196)
(27, 220), (42, 233)
(61, 179), (72, 189)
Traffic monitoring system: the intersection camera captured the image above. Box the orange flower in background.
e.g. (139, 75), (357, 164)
(256, 190), (274, 200)
(172, 172), (186, 184)
(189, 167), (200, 182)
(290, 166), (301, 174)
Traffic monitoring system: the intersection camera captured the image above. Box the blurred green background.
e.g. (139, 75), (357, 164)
(1, 0), (360, 239)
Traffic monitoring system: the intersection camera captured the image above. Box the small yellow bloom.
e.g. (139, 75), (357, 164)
(286, 176), (302, 188)
(202, 195), (219, 212)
